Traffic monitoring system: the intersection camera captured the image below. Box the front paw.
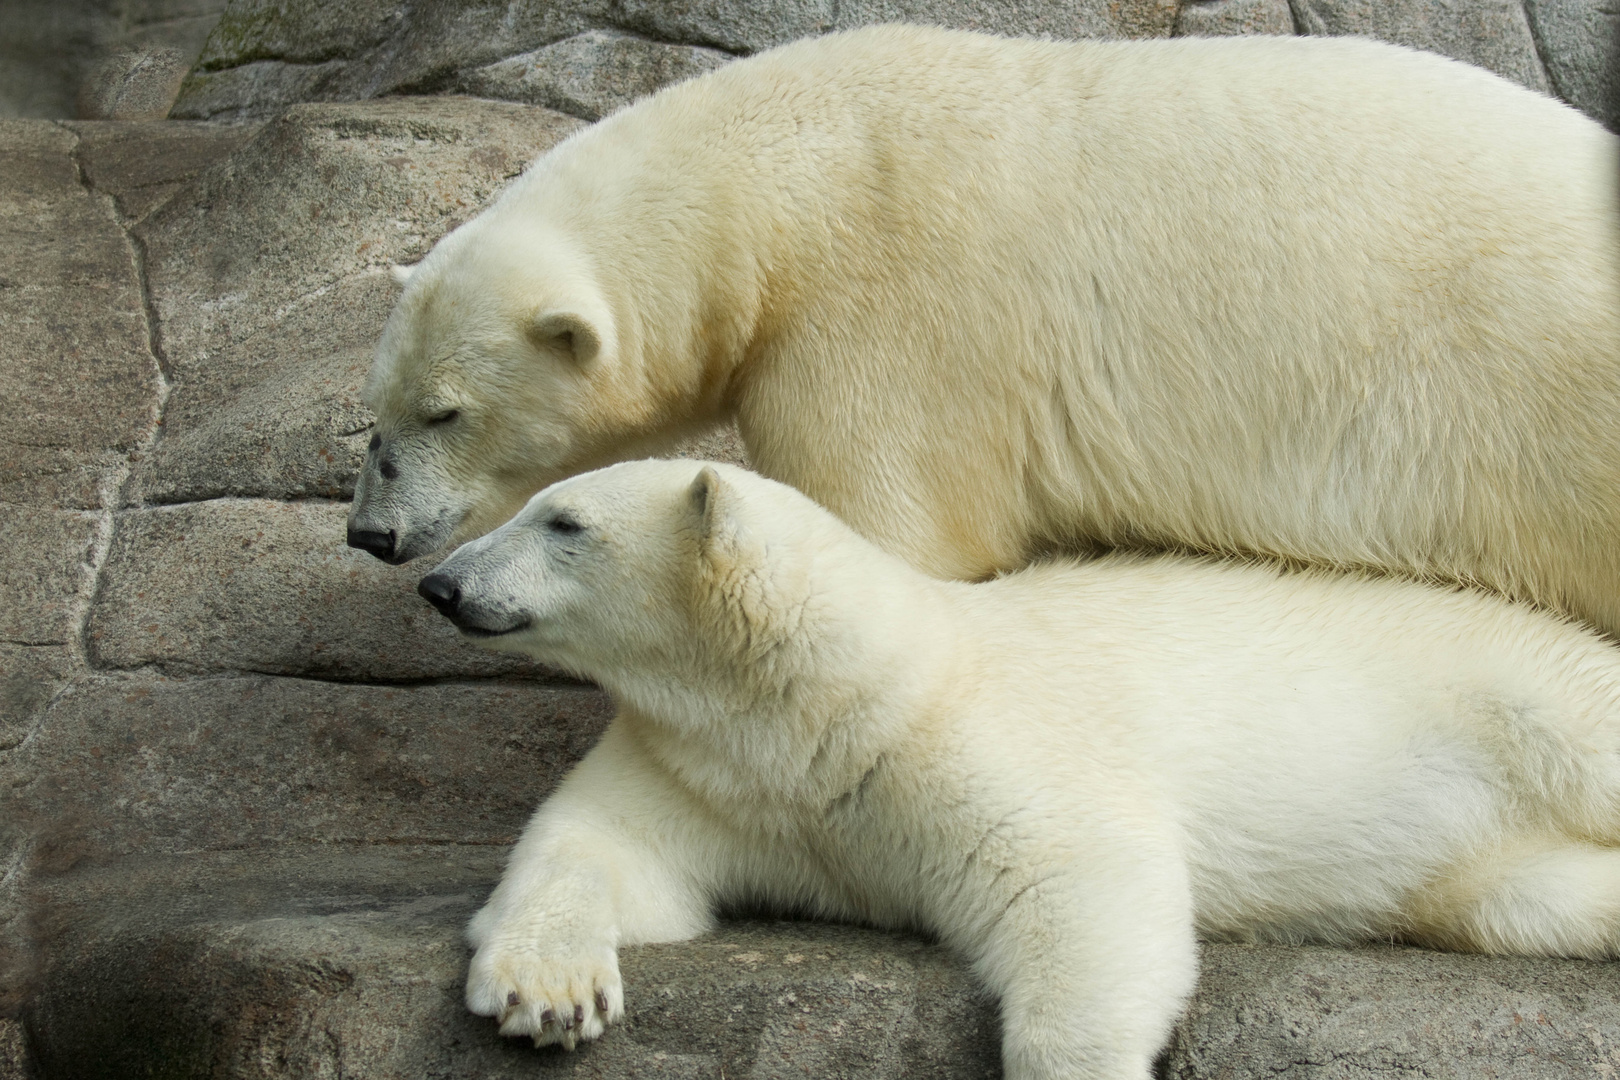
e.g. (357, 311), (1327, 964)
(466, 936), (625, 1050)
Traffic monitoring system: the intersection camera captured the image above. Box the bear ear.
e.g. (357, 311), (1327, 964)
(688, 466), (726, 543)
(687, 466), (802, 655)
(529, 310), (603, 367)
(389, 263), (417, 289)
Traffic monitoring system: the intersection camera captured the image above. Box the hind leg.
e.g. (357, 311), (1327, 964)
(1405, 839), (1620, 959)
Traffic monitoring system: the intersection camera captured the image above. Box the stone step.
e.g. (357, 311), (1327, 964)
(20, 850), (1620, 1079)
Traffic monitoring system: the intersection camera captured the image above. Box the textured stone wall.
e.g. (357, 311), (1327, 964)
(163, 0), (1619, 129)
(2, 1), (1619, 1076)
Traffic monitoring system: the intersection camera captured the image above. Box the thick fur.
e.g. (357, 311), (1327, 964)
(354, 25), (1620, 634)
(426, 459), (1620, 1079)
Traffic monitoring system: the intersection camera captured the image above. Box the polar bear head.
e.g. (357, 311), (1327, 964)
(346, 215), (638, 565)
(416, 459), (939, 729)
(416, 460), (836, 691)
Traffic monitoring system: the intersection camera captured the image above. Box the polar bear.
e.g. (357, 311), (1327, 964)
(351, 25), (1620, 635)
(420, 458), (1620, 1079)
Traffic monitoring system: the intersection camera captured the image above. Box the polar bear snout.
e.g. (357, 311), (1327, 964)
(417, 572), (463, 618)
(346, 526), (397, 561)
(417, 569), (531, 638)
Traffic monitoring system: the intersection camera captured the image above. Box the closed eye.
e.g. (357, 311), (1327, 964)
(546, 514), (584, 536)
(427, 409), (460, 426)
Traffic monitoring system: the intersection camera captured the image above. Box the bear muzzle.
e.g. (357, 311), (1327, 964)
(347, 526), (398, 561)
(418, 571), (531, 637)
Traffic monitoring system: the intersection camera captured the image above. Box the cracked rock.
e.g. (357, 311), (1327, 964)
(1524, 0), (1620, 131)
(86, 498), (559, 681)
(131, 97), (582, 505)
(1290, 0), (1551, 92)
(1174, 0), (1295, 37)
(8, 675), (610, 863)
(457, 30), (735, 121)
(0, 120), (157, 510)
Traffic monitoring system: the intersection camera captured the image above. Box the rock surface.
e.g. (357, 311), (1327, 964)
(1290, 0), (1551, 91)
(22, 850), (1620, 1079)
(11, 677), (609, 864)
(1525, 0), (1620, 130)
(171, 0), (1182, 122)
(4, 1), (1620, 1075)
(1174, 0), (1296, 36)
(0, 120), (156, 511)
(0, 0), (229, 120)
(457, 30), (734, 121)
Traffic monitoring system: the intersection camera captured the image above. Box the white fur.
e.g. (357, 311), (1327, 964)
(355, 25), (1620, 632)
(428, 459), (1620, 1078)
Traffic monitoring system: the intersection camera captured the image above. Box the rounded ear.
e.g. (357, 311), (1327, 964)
(389, 263), (417, 288)
(529, 310), (603, 366)
(687, 466), (800, 655)
(688, 466), (724, 541)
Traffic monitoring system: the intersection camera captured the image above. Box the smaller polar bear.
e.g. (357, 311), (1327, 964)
(420, 460), (1620, 1080)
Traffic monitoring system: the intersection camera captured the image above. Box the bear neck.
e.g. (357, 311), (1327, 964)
(607, 571), (960, 813)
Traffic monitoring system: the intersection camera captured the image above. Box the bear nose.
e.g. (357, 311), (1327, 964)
(347, 527), (396, 561)
(417, 572), (462, 619)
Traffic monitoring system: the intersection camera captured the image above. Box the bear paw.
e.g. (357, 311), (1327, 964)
(466, 938), (624, 1050)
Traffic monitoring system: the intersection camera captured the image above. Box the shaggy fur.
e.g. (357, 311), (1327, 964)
(424, 460), (1620, 1080)
(353, 25), (1620, 632)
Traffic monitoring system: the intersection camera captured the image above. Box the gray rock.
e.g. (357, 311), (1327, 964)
(77, 45), (192, 121)
(25, 850), (997, 1080)
(0, 0), (227, 120)
(1525, 0), (1620, 131)
(0, 508), (100, 648)
(8, 675), (610, 862)
(0, 646), (76, 755)
(86, 498), (555, 680)
(0, 1017), (30, 1080)
(136, 271), (387, 504)
(1175, 0), (1295, 37)
(23, 848), (1620, 1079)
(173, 0), (588, 120)
(458, 30), (735, 121)
(1170, 943), (1620, 1078)
(131, 97), (582, 504)
(173, 0), (1182, 123)
(168, 59), (351, 123)
(69, 118), (261, 222)
(833, 0), (1178, 40)
(1290, 0), (1552, 93)
(0, 121), (157, 510)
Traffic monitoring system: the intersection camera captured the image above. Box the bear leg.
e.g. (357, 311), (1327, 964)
(1405, 840), (1620, 959)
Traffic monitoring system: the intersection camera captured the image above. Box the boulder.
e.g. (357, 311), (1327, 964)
(1174, 0), (1295, 37)
(86, 498), (555, 680)
(68, 118), (259, 222)
(171, 0), (1181, 122)
(456, 30), (734, 122)
(1524, 0), (1620, 130)
(0, 121), (156, 510)
(9, 675), (610, 863)
(1290, 0), (1550, 91)
(22, 849), (1620, 1079)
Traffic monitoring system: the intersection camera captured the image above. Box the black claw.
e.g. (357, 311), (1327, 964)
(574, 1003), (585, 1026)
(506, 991), (520, 1008)
(595, 990), (609, 1014)
(541, 1008), (555, 1025)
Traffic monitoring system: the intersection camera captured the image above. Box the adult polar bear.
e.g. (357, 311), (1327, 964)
(419, 459), (1620, 1079)
(351, 26), (1620, 630)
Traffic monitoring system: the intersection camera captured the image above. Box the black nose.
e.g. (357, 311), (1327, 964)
(417, 572), (462, 618)
(347, 527), (396, 561)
